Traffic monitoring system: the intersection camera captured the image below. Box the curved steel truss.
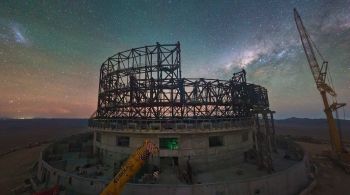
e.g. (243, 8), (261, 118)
(91, 42), (269, 121)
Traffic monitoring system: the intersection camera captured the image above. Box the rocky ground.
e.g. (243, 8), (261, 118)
(298, 142), (350, 195)
(0, 145), (46, 195)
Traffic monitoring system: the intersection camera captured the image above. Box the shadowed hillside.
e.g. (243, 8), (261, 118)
(0, 119), (88, 154)
(275, 118), (350, 141)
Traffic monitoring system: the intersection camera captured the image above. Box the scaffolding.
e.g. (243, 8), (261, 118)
(92, 42), (270, 121)
(89, 42), (276, 172)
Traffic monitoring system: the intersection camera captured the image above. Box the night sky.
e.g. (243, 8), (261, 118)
(0, 0), (349, 119)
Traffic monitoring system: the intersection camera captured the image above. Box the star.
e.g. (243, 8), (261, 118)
(0, 0), (349, 119)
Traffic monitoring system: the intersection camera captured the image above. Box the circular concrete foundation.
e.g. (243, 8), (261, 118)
(34, 133), (312, 195)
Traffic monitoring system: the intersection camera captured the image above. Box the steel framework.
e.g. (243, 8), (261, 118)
(91, 42), (269, 122)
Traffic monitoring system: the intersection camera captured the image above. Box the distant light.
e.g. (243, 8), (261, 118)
(16, 116), (34, 119)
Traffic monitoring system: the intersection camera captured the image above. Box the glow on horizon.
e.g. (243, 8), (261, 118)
(0, 1), (349, 119)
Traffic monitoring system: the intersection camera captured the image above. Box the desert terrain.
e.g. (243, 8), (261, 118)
(0, 119), (88, 194)
(0, 118), (349, 195)
(277, 118), (350, 195)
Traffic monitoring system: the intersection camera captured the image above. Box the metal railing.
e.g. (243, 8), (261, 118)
(88, 117), (254, 133)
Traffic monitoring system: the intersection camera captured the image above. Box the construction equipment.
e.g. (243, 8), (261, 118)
(100, 140), (159, 195)
(294, 8), (350, 171)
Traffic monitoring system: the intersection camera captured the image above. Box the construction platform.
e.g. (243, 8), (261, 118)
(33, 133), (311, 195)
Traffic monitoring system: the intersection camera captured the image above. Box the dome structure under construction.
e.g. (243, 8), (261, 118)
(34, 42), (311, 195)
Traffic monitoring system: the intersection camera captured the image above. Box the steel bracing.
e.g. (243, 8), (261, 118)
(91, 42), (270, 122)
(89, 42), (276, 172)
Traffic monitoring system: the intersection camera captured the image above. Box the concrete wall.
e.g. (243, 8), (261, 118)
(37, 148), (310, 195)
(35, 132), (311, 195)
(121, 156), (310, 195)
(94, 128), (253, 171)
(37, 156), (106, 195)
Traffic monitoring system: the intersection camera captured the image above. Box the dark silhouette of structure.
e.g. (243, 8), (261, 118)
(89, 42), (275, 172)
(33, 42), (311, 195)
(90, 42), (269, 122)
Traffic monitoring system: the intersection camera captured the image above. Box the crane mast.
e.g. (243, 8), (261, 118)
(293, 9), (347, 155)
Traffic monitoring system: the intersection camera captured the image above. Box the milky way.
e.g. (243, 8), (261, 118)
(0, 0), (349, 119)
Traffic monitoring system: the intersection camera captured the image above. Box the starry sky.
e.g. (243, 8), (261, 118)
(0, 0), (349, 119)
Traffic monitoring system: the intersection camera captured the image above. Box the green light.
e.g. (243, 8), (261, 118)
(167, 140), (178, 150)
(160, 138), (178, 150)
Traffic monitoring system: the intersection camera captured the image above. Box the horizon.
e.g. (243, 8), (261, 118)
(1, 116), (349, 121)
(0, 1), (349, 119)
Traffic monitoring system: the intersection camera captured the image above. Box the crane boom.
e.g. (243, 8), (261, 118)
(100, 140), (159, 195)
(293, 9), (336, 96)
(293, 8), (347, 155)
